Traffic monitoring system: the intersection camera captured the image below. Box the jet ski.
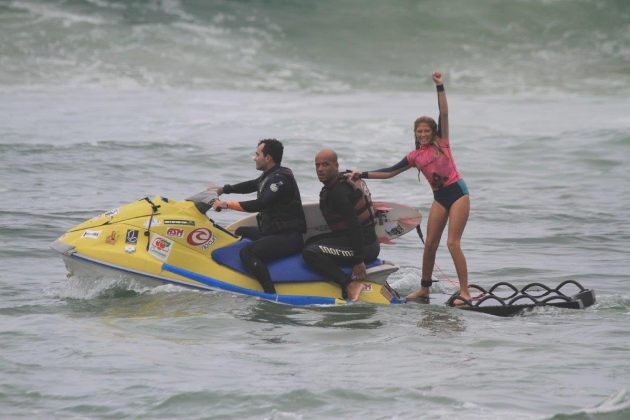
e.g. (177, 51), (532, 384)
(51, 190), (596, 314)
(51, 190), (405, 305)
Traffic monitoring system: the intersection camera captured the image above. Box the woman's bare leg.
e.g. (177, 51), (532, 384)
(407, 201), (448, 299)
(447, 195), (470, 302)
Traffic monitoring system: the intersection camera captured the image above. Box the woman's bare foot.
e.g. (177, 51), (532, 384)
(347, 281), (367, 302)
(451, 290), (472, 306)
(406, 286), (430, 300)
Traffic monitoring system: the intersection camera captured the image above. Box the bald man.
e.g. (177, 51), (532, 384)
(302, 149), (380, 301)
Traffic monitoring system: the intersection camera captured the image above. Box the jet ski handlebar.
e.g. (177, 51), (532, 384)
(186, 190), (221, 214)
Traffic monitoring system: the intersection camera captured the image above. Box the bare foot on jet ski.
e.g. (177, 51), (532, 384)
(347, 262), (367, 301)
(347, 281), (367, 302)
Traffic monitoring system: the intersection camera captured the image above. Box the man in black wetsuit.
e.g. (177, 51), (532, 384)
(210, 139), (306, 294)
(302, 148), (380, 301)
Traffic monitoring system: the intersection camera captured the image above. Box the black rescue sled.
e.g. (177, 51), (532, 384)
(408, 279), (596, 317)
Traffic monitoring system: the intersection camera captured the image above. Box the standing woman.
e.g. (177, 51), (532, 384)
(354, 71), (471, 303)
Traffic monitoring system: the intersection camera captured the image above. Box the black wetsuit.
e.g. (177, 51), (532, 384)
(223, 165), (306, 294)
(302, 178), (379, 296)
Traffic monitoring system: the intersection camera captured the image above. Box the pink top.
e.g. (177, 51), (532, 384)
(406, 137), (461, 191)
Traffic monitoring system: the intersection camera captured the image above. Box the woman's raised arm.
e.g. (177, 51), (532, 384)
(432, 71), (449, 140)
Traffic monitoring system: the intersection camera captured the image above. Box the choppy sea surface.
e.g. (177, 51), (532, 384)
(1, 1), (629, 418)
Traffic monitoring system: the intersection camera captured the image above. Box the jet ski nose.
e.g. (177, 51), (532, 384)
(50, 239), (75, 255)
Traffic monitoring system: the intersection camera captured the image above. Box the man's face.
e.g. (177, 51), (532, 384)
(253, 143), (270, 171)
(315, 153), (338, 183)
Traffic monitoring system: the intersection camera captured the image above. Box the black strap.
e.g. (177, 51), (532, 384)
(142, 197), (161, 251)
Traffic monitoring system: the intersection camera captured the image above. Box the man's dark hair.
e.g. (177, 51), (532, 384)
(258, 138), (283, 164)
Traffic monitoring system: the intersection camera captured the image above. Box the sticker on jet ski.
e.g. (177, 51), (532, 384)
(105, 231), (117, 244)
(144, 218), (161, 227)
(164, 219), (195, 226)
(148, 234), (173, 261)
(187, 228), (216, 248)
(103, 208), (119, 218)
(81, 230), (101, 239)
(125, 229), (139, 244)
(166, 227), (184, 238)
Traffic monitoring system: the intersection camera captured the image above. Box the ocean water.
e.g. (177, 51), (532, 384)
(1, 1), (629, 418)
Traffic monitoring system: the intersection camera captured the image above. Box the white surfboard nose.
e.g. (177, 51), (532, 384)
(366, 261), (399, 284)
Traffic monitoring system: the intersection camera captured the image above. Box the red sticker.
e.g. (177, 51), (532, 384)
(187, 228), (214, 246)
(166, 227), (184, 238)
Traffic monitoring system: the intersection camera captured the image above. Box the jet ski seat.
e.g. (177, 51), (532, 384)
(212, 239), (384, 283)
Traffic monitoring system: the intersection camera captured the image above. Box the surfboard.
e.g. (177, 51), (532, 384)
(226, 201), (422, 243)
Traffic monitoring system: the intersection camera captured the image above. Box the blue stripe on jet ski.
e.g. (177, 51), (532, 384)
(162, 263), (339, 305)
(69, 253), (338, 305)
